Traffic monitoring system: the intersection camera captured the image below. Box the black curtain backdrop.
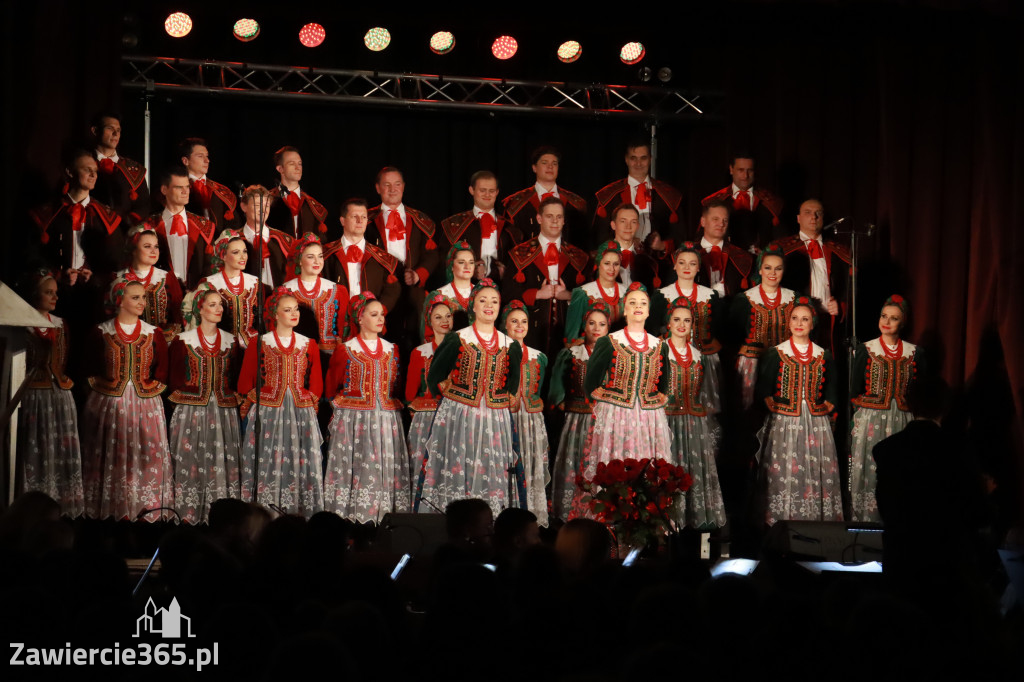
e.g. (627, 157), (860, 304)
(4, 1), (1022, 522)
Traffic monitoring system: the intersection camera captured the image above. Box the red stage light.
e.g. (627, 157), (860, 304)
(299, 23), (326, 48)
(557, 41), (582, 63)
(164, 12), (192, 39)
(430, 31), (455, 55)
(620, 42), (646, 65)
(233, 18), (260, 42)
(492, 35), (518, 60)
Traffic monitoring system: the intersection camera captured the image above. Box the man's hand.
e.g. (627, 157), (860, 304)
(535, 283), (555, 300)
(475, 260), (487, 280)
(404, 269), (419, 286)
(553, 282), (571, 300)
(826, 297), (839, 316)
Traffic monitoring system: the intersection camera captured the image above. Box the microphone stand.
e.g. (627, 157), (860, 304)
(131, 507), (182, 597)
(250, 190), (267, 503)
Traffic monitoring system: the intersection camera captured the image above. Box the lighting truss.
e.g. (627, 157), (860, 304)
(122, 55), (721, 120)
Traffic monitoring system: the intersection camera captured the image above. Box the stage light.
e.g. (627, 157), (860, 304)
(557, 41), (582, 63)
(657, 67), (673, 83)
(492, 35), (518, 60)
(620, 41), (646, 65)
(430, 31), (455, 55)
(364, 27), (391, 52)
(233, 18), (260, 42)
(299, 23), (326, 48)
(164, 12), (192, 39)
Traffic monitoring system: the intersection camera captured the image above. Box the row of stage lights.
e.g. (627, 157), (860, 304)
(163, 13), (648, 65)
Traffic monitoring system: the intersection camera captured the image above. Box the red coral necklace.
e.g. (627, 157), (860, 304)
(881, 338), (903, 359)
(789, 338), (813, 363)
(669, 338), (692, 366)
(356, 335), (384, 359)
(274, 330), (296, 353)
(759, 285), (780, 309)
(625, 329), (649, 352)
(473, 323), (499, 353)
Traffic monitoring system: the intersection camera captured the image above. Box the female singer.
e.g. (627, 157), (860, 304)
(664, 298), (726, 529)
(15, 270), (84, 516)
(502, 300), (549, 526)
(569, 240), (623, 328)
(429, 241), (477, 331)
(167, 284), (242, 524)
(283, 233), (347, 357)
(849, 295), (919, 522)
(572, 283), (671, 516)
(548, 300), (612, 521)
(657, 242), (725, 415)
(323, 293), (410, 522)
(238, 287), (324, 517)
(202, 230), (264, 348)
(417, 279), (522, 518)
(755, 297), (843, 525)
(731, 245), (795, 409)
(405, 294), (455, 464)
(81, 277), (173, 521)
(116, 225), (182, 336)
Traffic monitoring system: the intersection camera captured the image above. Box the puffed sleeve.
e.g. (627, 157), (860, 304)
(325, 344), (350, 399)
(427, 332), (461, 396)
(307, 339), (323, 399)
(547, 347), (573, 407)
(405, 348), (425, 404)
(756, 346), (781, 405)
(583, 335), (614, 397)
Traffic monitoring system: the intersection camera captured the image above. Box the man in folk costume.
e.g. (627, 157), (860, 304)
(324, 198), (402, 318)
(440, 170), (522, 283)
(503, 197), (591, 361)
(145, 166), (215, 290)
(89, 111), (150, 229)
(267, 145), (332, 240)
(701, 153), (784, 253)
(605, 204), (661, 289)
(593, 138), (684, 250)
(179, 137), (240, 232)
(696, 198), (753, 298)
(239, 185), (294, 288)
(502, 146), (589, 248)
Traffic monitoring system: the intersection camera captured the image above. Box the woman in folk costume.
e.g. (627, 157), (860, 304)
(405, 293), (455, 466)
(201, 229), (266, 348)
(755, 297), (843, 525)
(283, 232), (348, 359)
(548, 300), (612, 521)
(15, 269), (84, 516)
(571, 283), (672, 517)
(569, 240), (623, 329)
(417, 278), (522, 518)
(323, 293), (411, 522)
(655, 242), (726, 416)
(238, 287), (324, 517)
(427, 240), (477, 331)
(502, 299), (550, 527)
(81, 276), (173, 521)
(849, 295), (920, 522)
(664, 297), (726, 529)
(166, 283), (242, 524)
(730, 244), (795, 409)
(116, 225), (183, 339)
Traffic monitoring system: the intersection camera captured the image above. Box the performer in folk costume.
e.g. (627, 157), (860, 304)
(417, 279), (523, 518)
(116, 225), (183, 339)
(571, 283), (672, 517)
(654, 242), (726, 416)
(569, 240), (623, 330)
(502, 300), (550, 527)
(755, 297), (843, 525)
(548, 300), (612, 521)
(323, 293), (411, 523)
(429, 240), (477, 331)
(283, 232), (348, 358)
(201, 230), (266, 348)
(15, 270), (84, 517)
(849, 295), (920, 522)
(81, 277), (173, 521)
(405, 294), (455, 469)
(730, 244), (796, 409)
(238, 287), (324, 518)
(167, 284), (243, 525)
(664, 298), (726, 529)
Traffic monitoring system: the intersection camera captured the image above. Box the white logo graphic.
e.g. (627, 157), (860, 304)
(133, 598), (195, 638)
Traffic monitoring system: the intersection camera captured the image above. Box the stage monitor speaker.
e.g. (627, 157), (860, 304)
(378, 513), (448, 556)
(763, 521), (884, 563)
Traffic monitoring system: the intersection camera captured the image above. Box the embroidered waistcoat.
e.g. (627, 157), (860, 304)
(764, 346), (830, 417)
(739, 288), (795, 358)
(442, 328), (513, 409)
(665, 345), (707, 417)
(168, 329), (239, 407)
(248, 333), (318, 409)
(25, 316), (73, 390)
(591, 331), (667, 410)
(331, 338), (403, 411)
(851, 339), (917, 411)
(89, 319), (165, 398)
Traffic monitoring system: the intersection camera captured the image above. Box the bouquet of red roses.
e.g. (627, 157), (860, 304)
(578, 458), (693, 549)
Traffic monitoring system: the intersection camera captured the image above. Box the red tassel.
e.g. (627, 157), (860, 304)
(653, 276), (661, 288)
(206, 242), (214, 254)
(576, 273), (585, 285)
(129, 190), (138, 200)
(772, 216), (779, 226)
(318, 223), (327, 234)
(224, 210), (234, 220)
(426, 237), (437, 250)
(387, 274), (397, 283)
(596, 205), (606, 218)
(669, 211), (678, 224)
(41, 231), (49, 244)
(514, 271), (525, 283)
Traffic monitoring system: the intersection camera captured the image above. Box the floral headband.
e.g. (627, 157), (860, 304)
(181, 281), (218, 331)
(210, 229), (246, 274)
(422, 292), (456, 342)
(791, 295), (818, 329)
(288, 232), (323, 278)
(499, 299), (529, 329)
(445, 240), (477, 283)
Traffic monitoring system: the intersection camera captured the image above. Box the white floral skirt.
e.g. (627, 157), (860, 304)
(16, 386), (84, 517)
(512, 408), (550, 527)
(406, 410), (436, 490)
(849, 402), (911, 522)
(323, 405), (412, 523)
(701, 351), (724, 415)
(668, 414), (726, 529)
(169, 402), (242, 524)
(551, 412), (592, 522)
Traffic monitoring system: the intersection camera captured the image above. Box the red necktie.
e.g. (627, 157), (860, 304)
(621, 249), (633, 269)
(193, 179), (211, 208)
(347, 245), (364, 263)
(479, 213), (496, 239)
(734, 190), (751, 211)
(283, 191), (302, 217)
(170, 213), (188, 236)
(706, 244), (725, 272)
(99, 158), (115, 175)
(386, 210), (406, 241)
(544, 242), (559, 267)
(540, 191), (555, 202)
(806, 239), (824, 259)
(635, 183), (650, 210)
(68, 203), (85, 231)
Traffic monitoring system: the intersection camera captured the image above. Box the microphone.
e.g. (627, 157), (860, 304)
(821, 217), (849, 233)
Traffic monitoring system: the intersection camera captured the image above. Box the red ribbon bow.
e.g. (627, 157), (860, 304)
(192, 178), (211, 208)
(621, 249), (633, 269)
(68, 203), (85, 231)
(282, 191), (302, 217)
(543, 242), (559, 267)
(479, 213), (496, 239)
(806, 239), (824, 259)
(386, 210), (406, 241)
(635, 183), (650, 210)
(98, 158), (116, 175)
(733, 190), (751, 211)
(346, 245), (364, 264)
(170, 213), (188, 237)
(706, 244), (725, 272)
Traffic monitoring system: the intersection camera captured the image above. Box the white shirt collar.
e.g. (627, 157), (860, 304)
(538, 234), (562, 252)
(534, 182), (558, 197)
(343, 237), (366, 251)
(162, 207), (186, 223)
(96, 149), (119, 164)
(244, 224), (270, 242)
(473, 206), (496, 220)
(799, 231), (823, 245)
(67, 193), (91, 207)
(731, 183), (752, 197)
(700, 236), (723, 250)
(188, 173), (207, 183)
(627, 175), (650, 188)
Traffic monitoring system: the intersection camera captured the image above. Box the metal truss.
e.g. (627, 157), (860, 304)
(122, 55), (721, 120)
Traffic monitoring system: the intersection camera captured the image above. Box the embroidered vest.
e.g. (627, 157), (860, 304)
(665, 347), (707, 417)
(409, 345), (440, 412)
(89, 320), (165, 398)
(590, 334), (667, 410)
(25, 318), (73, 390)
(442, 332), (513, 409)
(739, 289), (794, 359)
(331, 340), (403, 411)
(764, 349), (830, 417)
(562, 345), (593, 414)
(510, 348), (544, 414)
(168, 330), (239, 407)
(206, 272), (260, 344)
(851, 340), (917, 411)
(285, 278), (340, 353)
(245, 334), (318, 409)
